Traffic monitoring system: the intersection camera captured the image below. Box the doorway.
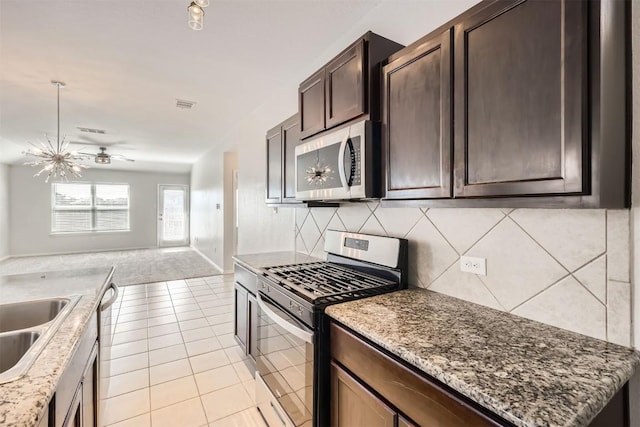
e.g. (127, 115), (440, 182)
(158, 184), (189, 247)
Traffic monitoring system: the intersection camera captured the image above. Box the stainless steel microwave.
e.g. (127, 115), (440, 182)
(295, 119), (379, 201)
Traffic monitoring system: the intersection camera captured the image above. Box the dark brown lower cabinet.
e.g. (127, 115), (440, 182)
(234, 282), (248, 353)
(234, 263), (258, 370)
(330, 322), (499, 427)
(331, 362), (396, 427)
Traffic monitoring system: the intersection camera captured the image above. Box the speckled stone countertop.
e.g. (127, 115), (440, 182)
(233, 252), (321, 274)
(0, 267), (113, 427)
(326, 289), (640, 427)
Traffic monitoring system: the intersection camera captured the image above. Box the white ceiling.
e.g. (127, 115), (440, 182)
(0, 0), (387, 173)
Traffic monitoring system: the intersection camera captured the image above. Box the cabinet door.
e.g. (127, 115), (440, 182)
(82, 343), (99, 427)
(325, 39), (365, 129)
(247, 292), (258, 364)
(383, 29), (452, 199)
(234, 283), (248, 353)
(266, 125), (283, 204)
(299, 69), (326, 139)
(282, 115), (302, 202)
(454, 0), (586, 197)
(331, 362), (396, 427)
(63, 385), (83, 427)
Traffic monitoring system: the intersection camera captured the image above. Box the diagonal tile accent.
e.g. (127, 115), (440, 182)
(428, 264), (503, 310)
(510, 209), (605, 272)
(512, 276), (606, 340)
(573, 255), (606, 303)
(299, 216), (321, 255)
(295, 208), (310, 230)
(310, 236), (327, 260)
(468, 218), (567, 311)
(359, 215), (386, 236)
(310, 208), (337, 231)
(336, 204), (372, 232)
(405, 216), (458, 286)
(295, 233), (308, 255)
(374, 208), (424, 238)
(427, 208), (505, 255)
(367, 201), (380, 212)
(324, 213), (346, 234)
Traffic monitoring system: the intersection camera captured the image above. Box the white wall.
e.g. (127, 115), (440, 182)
(190, 149), (238, 272)
(9, 165), (189, 256)
(0, 164), (9, 260)
(225, 0), (480, 256)
(191, 149), (224, 268)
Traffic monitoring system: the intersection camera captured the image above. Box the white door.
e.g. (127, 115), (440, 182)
(158, 185), (189, 247)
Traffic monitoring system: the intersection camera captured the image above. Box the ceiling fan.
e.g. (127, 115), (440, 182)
(78, 147), (135, 164)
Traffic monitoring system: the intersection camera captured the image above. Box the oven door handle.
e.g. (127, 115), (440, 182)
(257, 294), (314, 344)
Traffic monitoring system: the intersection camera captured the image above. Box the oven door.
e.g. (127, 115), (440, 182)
(256, 293), (314, 427)
(295, 120), (367, 201)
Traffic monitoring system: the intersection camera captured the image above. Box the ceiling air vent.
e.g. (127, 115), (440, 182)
(77, 127), (106, 134)
(176, 99), (197, 109)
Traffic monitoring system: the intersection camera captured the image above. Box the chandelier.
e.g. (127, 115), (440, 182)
(23, 81), (89, 183)
(188, 0), (209, 30)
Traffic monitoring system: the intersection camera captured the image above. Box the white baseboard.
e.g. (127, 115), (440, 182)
(190, 245), (224, 274)
(0, 255), (9, 263)
(7, 246), (156, 259)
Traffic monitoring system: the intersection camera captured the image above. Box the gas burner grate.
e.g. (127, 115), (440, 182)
(263, 262), (397, 303)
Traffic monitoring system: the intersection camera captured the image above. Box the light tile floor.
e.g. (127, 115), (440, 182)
(100, 275), (267, 427)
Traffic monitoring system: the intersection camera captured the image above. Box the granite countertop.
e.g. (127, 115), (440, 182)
(233, 251), (321, 274)
(326, 289), (640, 427)
(0, 267), (114, 427)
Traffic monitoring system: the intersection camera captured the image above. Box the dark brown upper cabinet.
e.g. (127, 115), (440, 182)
(325, 40), (365, 129)
(299, 32), (403, 140)
(454, 0), (585, 198)
(282, 115), (302, 202)
(265, 125), (283, 204)
(381, 0), (629, 208)
(383, 29), (453, 200)
(299, 70), (326, 139)
(265, 114), (304, 205)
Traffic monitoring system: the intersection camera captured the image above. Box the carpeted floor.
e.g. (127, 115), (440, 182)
(0, 247), (222, 285)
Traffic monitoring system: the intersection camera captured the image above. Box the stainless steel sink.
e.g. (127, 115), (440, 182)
(0, 296), (80, 383)
(0, 298), (69, 333)
(0, 331), (41, 375)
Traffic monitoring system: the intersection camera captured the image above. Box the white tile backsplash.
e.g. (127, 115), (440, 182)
(607, 280), (632, 347)
(510, 209), (606, 272)
(607, 210), (631, 283)
(467, 218), (568, 311)
(426, 208), (505, 255)
(406, 216), (459, 286)
(294, 205), (632, 346)
(512, 276), (606, 340)
(573, 255), (607, 303)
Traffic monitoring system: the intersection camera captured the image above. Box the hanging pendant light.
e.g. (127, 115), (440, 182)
(23, 81), (89, 183)
(188, 2), (205, 30)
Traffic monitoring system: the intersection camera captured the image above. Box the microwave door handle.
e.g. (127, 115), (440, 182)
(337, 135), (350, 191)
(257, 294), (314, 344)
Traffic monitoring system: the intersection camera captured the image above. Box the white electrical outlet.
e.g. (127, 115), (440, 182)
(460, 256), (487, 276)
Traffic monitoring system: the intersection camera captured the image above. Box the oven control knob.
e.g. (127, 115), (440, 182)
(289, 301), (293, 309)
(298, 307), (303, 316)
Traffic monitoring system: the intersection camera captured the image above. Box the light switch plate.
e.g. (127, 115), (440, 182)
(460, 256), (487, 276)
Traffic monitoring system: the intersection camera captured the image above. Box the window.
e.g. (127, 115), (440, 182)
(52, 183), (130, 233)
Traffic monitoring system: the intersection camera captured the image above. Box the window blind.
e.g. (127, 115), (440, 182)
(52, 183), (130, 233)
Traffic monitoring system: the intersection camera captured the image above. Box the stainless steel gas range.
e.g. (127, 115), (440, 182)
(255, 230), (408, 427)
